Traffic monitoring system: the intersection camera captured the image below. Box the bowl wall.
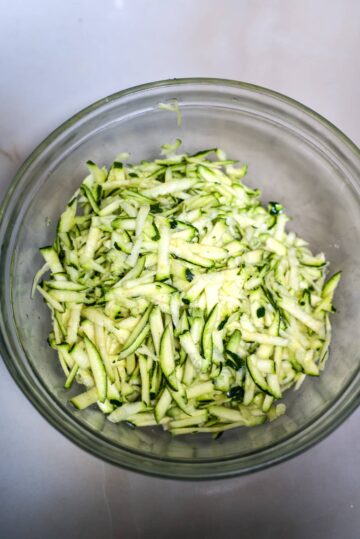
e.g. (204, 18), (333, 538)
(1, 80), (360, 478)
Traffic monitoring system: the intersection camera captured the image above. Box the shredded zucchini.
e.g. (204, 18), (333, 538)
(36, 142), (341, 436)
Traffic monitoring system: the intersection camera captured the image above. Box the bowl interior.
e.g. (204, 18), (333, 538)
(2, 81), (360, 477)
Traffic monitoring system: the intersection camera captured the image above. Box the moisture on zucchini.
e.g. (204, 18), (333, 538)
(35, 142), (341, 437)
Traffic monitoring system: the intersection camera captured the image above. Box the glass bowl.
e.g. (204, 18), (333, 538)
(1, 79), (359, 480)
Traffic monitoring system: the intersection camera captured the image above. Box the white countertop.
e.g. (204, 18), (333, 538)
(1, 1), (359, 538)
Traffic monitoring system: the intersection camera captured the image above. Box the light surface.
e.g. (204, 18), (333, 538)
(0, 0), (359, 537)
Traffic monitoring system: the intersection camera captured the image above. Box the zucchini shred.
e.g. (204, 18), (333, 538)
(35, 142), (341, 437)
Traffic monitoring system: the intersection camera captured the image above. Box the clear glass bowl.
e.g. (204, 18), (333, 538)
(1, 79), (359, 479)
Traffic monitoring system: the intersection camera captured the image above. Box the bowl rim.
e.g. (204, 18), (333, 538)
(0, 77), (360, 480)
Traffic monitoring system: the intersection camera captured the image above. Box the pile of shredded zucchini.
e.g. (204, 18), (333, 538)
(35, 141), (341, 436)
